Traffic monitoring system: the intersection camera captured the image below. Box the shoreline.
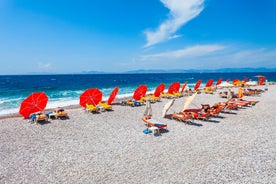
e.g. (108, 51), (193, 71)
(1, 83), (274, 120)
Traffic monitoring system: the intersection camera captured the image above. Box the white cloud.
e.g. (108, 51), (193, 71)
(141, 44), (226, 60)
(38, 62), (52, 70)
(144, 0), (204, 47)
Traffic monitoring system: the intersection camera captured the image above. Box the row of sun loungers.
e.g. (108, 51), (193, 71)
(30, 107), (69, 124)
(142, 96), (260, 135)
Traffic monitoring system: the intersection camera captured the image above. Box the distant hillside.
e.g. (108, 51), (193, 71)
(125, 68), (276, 74)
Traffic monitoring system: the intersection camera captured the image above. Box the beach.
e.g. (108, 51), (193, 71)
(0, 85), (275, 183)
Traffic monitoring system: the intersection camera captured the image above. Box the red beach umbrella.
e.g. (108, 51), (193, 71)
(194, 80), (202, 91)
(154, 83), (165, 97)
(107, 87), (119, 105)
(216, 78), (223, 86)
(133, 85), (147, 100)
(19, 92), (48, 118)
(181, 82), (188, 93)
(259, 77), (266, 85)
(79, 88), (102, 107)
(168, 82), (180, 94)
(232, 78), (239, 84)
(205, 79), (214, 87)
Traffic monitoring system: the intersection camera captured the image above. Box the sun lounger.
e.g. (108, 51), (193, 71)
(148, 94), (161, 102)
(141, 116), (167, 129)
(172, 112), (194, 124)
(99, 101), (112, 111)
(160, 92), (175, 99)
(30, 111), (48, 124)
(54, 107), (69, 119)
(86, 103), (100, 113)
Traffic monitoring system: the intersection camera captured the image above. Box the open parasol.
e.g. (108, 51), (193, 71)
(216, 78), (223, 86)
(205, 79), (214, 87)
(194, 80), (202, 91)
(168, 82), (180, 94)
(181, 82), (188, 93)
(259, 77), (266, 85)
(133, 85), (147, 100)
(79, 88), (102, 108)
(154, 83), (165, 97)
(19, 92), (48, 118)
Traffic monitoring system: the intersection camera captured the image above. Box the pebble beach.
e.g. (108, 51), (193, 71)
(0, 85), (275, 183)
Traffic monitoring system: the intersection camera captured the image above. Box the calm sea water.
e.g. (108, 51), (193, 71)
(0, 72), (275, 116)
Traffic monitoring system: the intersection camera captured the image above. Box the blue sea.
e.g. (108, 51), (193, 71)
(0, 72), (275, 116)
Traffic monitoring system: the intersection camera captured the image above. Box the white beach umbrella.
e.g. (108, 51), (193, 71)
(245, 81), (257, 86)
(162, 99), (175, 118)
(217, 81), (234, 88)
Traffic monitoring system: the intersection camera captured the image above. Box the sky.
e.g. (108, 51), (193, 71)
(0, 0), (276, 74)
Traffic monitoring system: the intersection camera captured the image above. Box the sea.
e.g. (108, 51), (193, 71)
(1, 72), (275, 116)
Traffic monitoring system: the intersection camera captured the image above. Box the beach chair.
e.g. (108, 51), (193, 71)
(30, 111), (48, 124)
(141, 116), (167, 130)
(182, 104), (211, 120)
(173, 91), (183, 97)
(86, 103), (100, 113)
(203, 87), (215, 94)
(160, 92), (175, 99)
(172, 112), (194, 124)
(99, 101), (112, 111)
(54, 107), (69, 119)
(148, 93), (161, 102)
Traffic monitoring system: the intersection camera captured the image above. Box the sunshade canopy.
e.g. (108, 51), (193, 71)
(205, 79), (214, 87)
(154, 83), (165, 97)
(107, 87), (119, 105)
(19, 92), (48, 118)
(181, 82), (188, 93)
(133, 85), (147, 100)
(80, 88), (102, 107)
(259, 77), (266, 85)
(217, 81), (234, 88)
(233, 80), (244, 86)
(216, 78), (223, 86)
(194, 80), (202, 91)
(168, 82), (180, 94)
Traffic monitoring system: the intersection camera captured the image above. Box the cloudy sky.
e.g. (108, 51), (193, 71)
(0, 0), (275, 74)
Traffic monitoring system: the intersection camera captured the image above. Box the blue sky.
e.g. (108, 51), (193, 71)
(0, 0), (275, 74)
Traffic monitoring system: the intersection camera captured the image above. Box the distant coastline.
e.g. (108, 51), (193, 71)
(1, 67), (276, 75)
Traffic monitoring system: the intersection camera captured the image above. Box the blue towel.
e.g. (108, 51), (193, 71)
(143, 129), (152, 134)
